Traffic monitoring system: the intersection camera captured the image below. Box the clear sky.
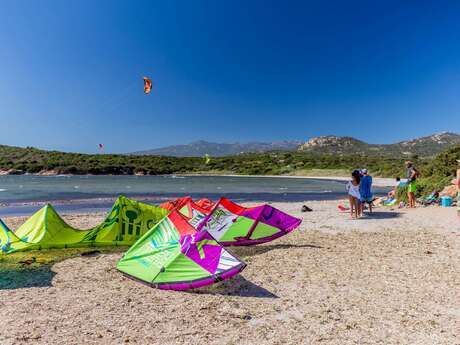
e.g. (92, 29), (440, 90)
(1, 0), (460, 153)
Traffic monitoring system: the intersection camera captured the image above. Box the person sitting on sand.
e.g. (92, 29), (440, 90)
(359, 169), (373, 213)
(405, 161), (419, 208)
(346, 170), (361, 219)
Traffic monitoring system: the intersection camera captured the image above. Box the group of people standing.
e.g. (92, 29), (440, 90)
(346, 162), (418, 218)
(344, 160), (460, 223)
(346, 168), (373, 219)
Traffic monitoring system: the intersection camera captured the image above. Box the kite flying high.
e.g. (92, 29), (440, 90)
(143, 76), (153, 94)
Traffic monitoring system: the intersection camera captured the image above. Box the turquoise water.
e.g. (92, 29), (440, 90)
(0, 175), (344, 202)
(0, 175), (389, 216)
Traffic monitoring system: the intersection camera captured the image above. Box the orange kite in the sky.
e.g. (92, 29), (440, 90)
(143, 76), (152, 94)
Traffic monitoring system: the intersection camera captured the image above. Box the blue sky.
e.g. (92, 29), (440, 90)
(1, 1), (460, 153)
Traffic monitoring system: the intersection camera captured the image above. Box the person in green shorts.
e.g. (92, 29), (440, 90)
(405, 161), (419, 208)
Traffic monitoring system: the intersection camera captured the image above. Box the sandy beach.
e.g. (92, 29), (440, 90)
(1, 200), (460, 345)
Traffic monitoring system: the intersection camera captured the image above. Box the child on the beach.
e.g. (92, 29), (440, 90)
(346, 170), (361, 219)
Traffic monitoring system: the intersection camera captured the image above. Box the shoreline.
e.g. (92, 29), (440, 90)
(0, 192), (355, 217)
(0, 175), (392, 216)
(0, 172), (395, 187)
(186, 174), (395, 187)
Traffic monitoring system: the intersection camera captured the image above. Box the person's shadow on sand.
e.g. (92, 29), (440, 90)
(361, 211), (401, 219)
(0, 266), (55, 290)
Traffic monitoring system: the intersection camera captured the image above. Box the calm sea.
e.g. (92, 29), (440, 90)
(0, 175), (388, 216)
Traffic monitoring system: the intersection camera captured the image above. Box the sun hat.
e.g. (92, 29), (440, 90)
(361, 168), (368, 174)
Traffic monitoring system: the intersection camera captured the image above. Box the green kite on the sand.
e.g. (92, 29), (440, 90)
(0, 196), (169, 254)
(117, 210), (246, 290)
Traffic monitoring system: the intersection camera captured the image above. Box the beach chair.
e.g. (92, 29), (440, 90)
(418, 191), (440, 206)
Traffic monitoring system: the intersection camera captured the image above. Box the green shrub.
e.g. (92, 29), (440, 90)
(395, 185), (408, 203)
(416, 176), (454, 197)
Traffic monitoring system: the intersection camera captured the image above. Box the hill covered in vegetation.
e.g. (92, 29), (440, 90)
(132, 140), (302, 157)
(298, 132), (460, 158)
(416, 144), (460, 195)
(0, 144), (407, 177)
(2, 143), (459, 195)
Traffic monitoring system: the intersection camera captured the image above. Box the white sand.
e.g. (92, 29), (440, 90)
(1, 200), (459, 345)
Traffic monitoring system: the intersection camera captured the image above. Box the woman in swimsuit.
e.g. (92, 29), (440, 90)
(346, 170), (361, 219)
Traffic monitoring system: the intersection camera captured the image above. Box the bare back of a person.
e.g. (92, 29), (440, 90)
(457, 168), (460, 219)
(457, 168), (460, 191)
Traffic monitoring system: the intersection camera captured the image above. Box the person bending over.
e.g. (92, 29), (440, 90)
(388, 177), (401, 198)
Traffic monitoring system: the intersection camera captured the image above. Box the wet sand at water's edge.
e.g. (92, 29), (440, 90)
(1, 200), (459, 345)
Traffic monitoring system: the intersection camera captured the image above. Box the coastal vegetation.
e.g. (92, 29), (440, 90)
(415, 144), (460, 195)
(0, 144), (407, 177)
(1, 143), (459, 197)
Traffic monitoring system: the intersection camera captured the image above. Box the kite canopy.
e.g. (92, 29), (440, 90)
(176, 200), (211, 228)
(117, 210), (245, 290)
(197, 198), (302, 246)
(159, 197), (214, 227)
(0, 196), (169, 253)
(194, 198), (214, 210)
(143, 76), (153, 94)
(159, 197), (193, 211)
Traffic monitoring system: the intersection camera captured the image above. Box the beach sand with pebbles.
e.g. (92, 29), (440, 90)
(1, 200), (460, 345)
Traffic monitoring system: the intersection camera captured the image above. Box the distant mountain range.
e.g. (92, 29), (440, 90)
(131, 132), (460, 158)
(131, 140), (302, 157)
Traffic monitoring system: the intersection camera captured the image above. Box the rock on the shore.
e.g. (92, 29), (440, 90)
(37, 169), (59, 176)
(0, 169), (24, 175)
